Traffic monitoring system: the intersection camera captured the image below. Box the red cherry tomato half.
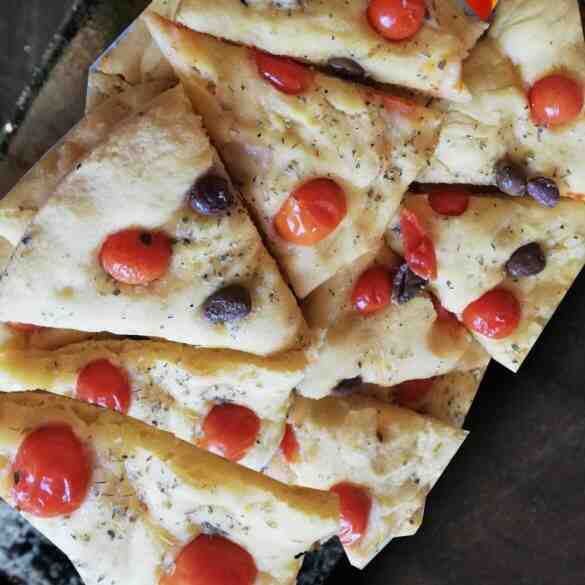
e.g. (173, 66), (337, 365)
(400, 208), (437, 280)
(252, 48), (314, 95)
(394, 377), (435, 405)
(100, 228), (172, 285)
(76, 359), (131, 414)
(274, 178), (347, 246)
(367, 0), (426, 42)
(7, 322), (43, 334)
(529, 74), (583, 127)
(351, 266), (393, 315)
(12, 425), (91, 518)
(160, 534), (257, 585)
(429, 293), (458, 323)
(466, 0), (497, 21)
(428, 189), (470, 217)
(280, 423), (300, 464)
(462, 288), (521, 339)
(201, 403), (260, 462)
(330, 482), (372, 546)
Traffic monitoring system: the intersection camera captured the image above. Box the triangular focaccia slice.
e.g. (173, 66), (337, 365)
(146, 14), (441, 298)
(362, 366), (489, 429)
(0, 82), (176, 354)
(0, 85), (306, 355)
(419, 0), (585, 198)
(266, 394), (466, 568)
(0, 392), (339, 585)
(172, 0), (487, 101)
(386, 193), (585, 371)
(297, 243), (489, 398)
(0, 339), (306, 470)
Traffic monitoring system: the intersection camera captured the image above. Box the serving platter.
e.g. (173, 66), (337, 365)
(1, 2), (585, 585)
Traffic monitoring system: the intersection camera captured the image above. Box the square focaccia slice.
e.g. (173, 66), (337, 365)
(387, 192), (585, 371)
(0, 339), (306, 471)
(0, 85), (306, 355)
(171, 0), (488, 101)
(266, 394), (466, 568)
(0, 392), (339, 585)
(420, 0), (585, 200)
(297, 243), (489, 398)
(145, 14), (441, 298)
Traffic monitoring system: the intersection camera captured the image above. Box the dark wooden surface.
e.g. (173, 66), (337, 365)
(1, 3), (585, 585)
(0, 1), (75, 125)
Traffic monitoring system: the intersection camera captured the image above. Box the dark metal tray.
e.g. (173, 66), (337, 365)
(2, 3), (585, 585)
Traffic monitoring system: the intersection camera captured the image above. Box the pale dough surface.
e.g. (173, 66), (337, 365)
(363, 366), (489, 429)
(0, 339), (307, 470)
(387, 193), (585, 371)
(419, 0), (585, 198)
(174, 0), (487, 100)
(298, 244), (489, 397)
(266, 394), (466, 568)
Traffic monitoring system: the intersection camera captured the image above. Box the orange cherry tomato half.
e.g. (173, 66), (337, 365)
(428, 189), (470, 217)
(100, 228), (172, 285)
(274, 178), (347, 246)
(529, 74), (583, 127)
(394, 377), (435, 405)
(466, 0), (497, 21)
(280, 424), (300, 464)
(351, 266), (393, 315)
(161, 534), (257, 585)
(429, 293), (458, 323)
(330, 482), (372, 547)
(400, 208), (437, 280)
(381, 94), (418, 118)
(201, 403), (260, 462)
(462, 288), (521, 339)
(367, 0), (426, 42)
(76, 359), (131, 414)
(252, 48), (314, 95)
(12, 425), (91, 518)
(7, 322), (43, 334)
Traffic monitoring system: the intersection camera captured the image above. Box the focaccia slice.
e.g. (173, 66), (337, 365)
(0, 85), (306, 355)
(0, 392), (339, 585)
(0, 339), (305, 470)
(266, 394), (466, 568)
(361, 366), (489, 429)
(297, 243), (489, 398)
(172, 0), (487, 101)
(0, 82), (177, 351)
(146, 14), (441, 298)
(387, 193), (585, 370)
(419, 0), (585, 198)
